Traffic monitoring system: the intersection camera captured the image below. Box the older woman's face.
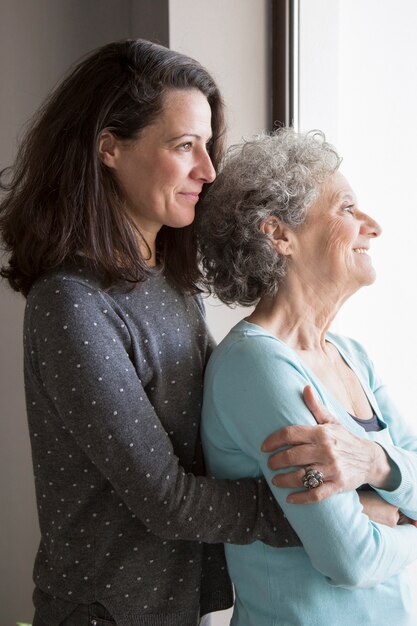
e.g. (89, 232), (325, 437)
(291, 171), (381, 293)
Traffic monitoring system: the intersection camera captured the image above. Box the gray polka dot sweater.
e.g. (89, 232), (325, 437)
(24, 263), (299, 626)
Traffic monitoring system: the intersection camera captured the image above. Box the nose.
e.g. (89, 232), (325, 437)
(194, 149), (216, 183)
(360, 212), (382, 238)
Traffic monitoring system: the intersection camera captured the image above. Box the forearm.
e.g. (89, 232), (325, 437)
(372, 382), (417, 517)
(373, 444), (417, 518)
(138, 473), (299, 545)
(367, 441), (400, 490)
(358, 490), (399, 527)
(266, 469), (417, 588)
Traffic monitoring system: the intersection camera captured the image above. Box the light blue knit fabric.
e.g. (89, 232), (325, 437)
(202, 320), (417, 626)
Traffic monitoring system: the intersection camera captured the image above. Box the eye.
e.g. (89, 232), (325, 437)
(343, 205), (355, 215)
(177, 141), (192, 152)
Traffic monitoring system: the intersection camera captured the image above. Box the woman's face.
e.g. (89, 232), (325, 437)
(291, 171), (382, 294)
(105, 89), (215, 239)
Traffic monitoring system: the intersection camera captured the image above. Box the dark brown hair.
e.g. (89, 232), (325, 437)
(0, 39), (226, 296)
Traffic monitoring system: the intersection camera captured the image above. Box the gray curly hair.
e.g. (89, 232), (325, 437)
(197, 127), (341, 306)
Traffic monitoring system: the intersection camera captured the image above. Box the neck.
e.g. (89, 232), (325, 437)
(129, 216), (158, 267)
(248, 271), (352, 351)
(139, 235), (157, 267)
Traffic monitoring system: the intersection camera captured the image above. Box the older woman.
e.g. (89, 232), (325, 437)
(198, 128), (417, 625)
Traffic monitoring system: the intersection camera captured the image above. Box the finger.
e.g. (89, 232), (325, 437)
(401, 516), (417, 528)
(286, 482), (337, 504)
(262, 423), (321, 452)
(303, 385), (338, 425)
(267, 443), (323, 470)
(262, 388), (337, 452)
(272, 466), (329, 489)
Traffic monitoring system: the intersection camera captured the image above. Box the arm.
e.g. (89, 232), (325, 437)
(359, 491), (417, 527)
(202, 335), (417, 588)
(358, 491), (399, 527)
(371, 377), (417, 518)
(264, 386), (398, 504)
(263, 343), (417, 516)
(26, 278), (297, 547)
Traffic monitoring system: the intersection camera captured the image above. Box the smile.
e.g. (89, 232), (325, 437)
(353, 248), (369, 254)
(179, 192), (200, 199)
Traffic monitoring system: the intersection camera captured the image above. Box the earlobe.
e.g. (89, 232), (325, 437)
(260, 217), (293, 256)
(98, 131), (119, 169)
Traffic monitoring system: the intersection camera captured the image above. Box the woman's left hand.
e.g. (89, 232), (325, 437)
(358, 491), (399, 527)
(359, 492), (417, 528)
(398, 513), (417, 527)
(262, 386), (394, 504)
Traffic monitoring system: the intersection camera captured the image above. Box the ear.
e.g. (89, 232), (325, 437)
(98, 130), (120, 170)
(260, 216), (293, 255)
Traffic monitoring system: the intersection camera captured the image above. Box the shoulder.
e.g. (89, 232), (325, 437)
(209, 321), (296, 366)
(27, 264), (103, 304)
(25, 264), (124, 338)
(202, 322), (319, 447)
(205, 321), (305, 396)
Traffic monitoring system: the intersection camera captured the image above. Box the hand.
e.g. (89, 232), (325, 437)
(262, 386), (393, 504)
(358, 491), (399, 527)
(398, 513), (417, 527)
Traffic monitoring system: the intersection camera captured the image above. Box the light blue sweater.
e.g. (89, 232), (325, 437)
(201, 320), (417, 626)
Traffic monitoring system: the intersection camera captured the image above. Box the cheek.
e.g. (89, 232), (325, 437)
(323, 221), (355, 257)
(151, 168), (180, 196)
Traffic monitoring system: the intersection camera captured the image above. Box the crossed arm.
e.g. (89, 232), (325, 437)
(265, 386), (413, 526)
(202, 333), (417, 587)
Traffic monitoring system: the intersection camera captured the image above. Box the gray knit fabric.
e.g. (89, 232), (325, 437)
(24, 262), (300, 626)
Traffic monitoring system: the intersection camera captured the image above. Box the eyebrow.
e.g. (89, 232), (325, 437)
(166, 133), (212, 143)
(336, 191), (356, 203)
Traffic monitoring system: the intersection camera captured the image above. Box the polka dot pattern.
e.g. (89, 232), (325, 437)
(25, 264), (298, 623)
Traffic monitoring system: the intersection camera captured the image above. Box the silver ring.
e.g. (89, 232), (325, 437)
(303, 467), (324, 490)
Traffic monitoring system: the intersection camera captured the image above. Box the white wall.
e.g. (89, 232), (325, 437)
(298, 0), (340, 143)
(170, 0), (270, 144)
(299, 0), (417, 599)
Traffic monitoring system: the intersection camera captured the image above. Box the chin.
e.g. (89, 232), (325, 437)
(367, 266), (377, 283)
(167, 215), (195, 229)
(358, 271), (377, 288)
